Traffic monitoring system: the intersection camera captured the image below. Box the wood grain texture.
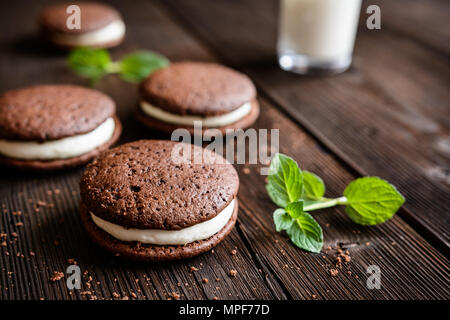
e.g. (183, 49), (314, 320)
(377, 0), (450, 55)
(163, 0), (450, 251)
(0, 0), (285, 300)
(0, 0), (449, 300)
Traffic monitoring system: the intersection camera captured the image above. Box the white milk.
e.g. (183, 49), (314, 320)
(277, 0), (362, 74)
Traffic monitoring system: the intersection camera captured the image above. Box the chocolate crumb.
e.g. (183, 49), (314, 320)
(230, 249), (237, 255)
(202, 278), (209, 284)
(190, 266), (198, 272)
(170, 292), (180, 300)
(329, 269), (339, 277)
(50, 271), (64, 282)
(229, 269), (237, 277)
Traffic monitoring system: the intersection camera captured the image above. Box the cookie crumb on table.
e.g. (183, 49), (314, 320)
(49, 271), (64, 282)
(329, 269), (339, 277)
(170, 292), (180, 300)
(190, 266), (198, 272)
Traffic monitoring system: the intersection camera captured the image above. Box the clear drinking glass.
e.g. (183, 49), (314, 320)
(277, 0), (362, 75)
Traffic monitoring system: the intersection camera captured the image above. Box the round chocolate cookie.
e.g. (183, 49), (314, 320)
(0, 85), (122, 170)
(136, 62), (260, 135)
(39, 2), (125, 49)
(80, 140), (240, 261)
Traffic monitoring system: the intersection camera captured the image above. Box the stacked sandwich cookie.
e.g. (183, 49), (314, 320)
(80, 140), (239, 261)
(136, 62), (260, 135)
(0, 85), (122, 170)
(39, 2), (125, 49)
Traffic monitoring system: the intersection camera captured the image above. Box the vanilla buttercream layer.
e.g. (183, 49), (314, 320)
(50, 20), (125, 47)
(90, 198), (236, 245)
(140, 100), (252, 127)
(0, 117), (115, 160)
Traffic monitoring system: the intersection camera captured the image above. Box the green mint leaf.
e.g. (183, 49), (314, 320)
(68, 48), (111, 80)
(302, 171), (325, 200)
(273, 208), (293, 232)
(343, 177), (405, 225)
(285, 200), (304, 219)
(266, 153), (303, 207)
(119, 51), (169, 82)
(287, 212), (323, 253)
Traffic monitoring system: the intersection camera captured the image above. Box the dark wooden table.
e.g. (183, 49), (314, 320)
(0, 0), (449, 300)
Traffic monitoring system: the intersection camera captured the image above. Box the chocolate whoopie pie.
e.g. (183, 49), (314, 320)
(39, 2), (125, 49)
(0, 85), (122, 170)
(136, 62), (260, 135)
(80, 140), (239, 261)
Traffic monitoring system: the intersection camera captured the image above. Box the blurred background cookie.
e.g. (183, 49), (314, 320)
(136, 62), (260, 135)
(39, 2), (125, 49)
(0, 84), (122, 170)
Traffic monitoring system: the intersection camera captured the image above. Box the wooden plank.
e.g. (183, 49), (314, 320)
(377, 0), (450, 55)
(235, 99), (450, 299)
(0, 0), (286, 300)
(0, 0), (449, 300)
(163, 0), (450, 251)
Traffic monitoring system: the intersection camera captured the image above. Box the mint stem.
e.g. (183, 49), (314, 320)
(304, 196), (347, 211)
(106, 61), (121, 74)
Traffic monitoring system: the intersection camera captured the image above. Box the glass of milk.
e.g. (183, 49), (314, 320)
(277, 0), (362, 74)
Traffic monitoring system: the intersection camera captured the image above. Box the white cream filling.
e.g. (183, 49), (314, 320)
(90, 199), (236, 245)
(0, 117), (115, 160)
(50, 20), (125, 46)
(140, 100), (252, 127)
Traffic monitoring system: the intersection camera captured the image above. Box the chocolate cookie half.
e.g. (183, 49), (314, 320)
(136, 62), (260, 135)
(0, 85), (122, 170)
(39, 2), (125, 49)
(80, 140), (240, 261)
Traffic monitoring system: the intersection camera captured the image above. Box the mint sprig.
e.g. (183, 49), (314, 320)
(68, 48), (169, 85)
(267, 153), (405, 253)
